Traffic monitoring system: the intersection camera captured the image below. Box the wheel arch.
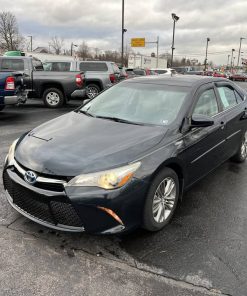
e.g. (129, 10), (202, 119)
(85, 79), (103, 90)
(150, 158), (185, 201)
(41, 83), (65, 98)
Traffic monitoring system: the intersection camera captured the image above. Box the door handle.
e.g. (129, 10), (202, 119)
(220, 121), (225, 130)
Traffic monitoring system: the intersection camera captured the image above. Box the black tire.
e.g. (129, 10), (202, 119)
(43, 88), (64, 108)
(0, 105), (5, 111)
(231, 131), (247, 163)
(143, 168), (179, 232)
(86, 84), (101, 99)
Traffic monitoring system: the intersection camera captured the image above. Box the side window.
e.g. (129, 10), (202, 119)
(1, 59), (24, 71)
(217, 86), (238, 110)
(193, 89), (219, 117)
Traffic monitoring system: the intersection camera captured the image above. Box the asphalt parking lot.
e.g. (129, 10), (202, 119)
(1, 82), (247, 296)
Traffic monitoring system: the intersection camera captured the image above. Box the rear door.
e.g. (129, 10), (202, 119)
(182, 83), (227, 185)
(215, 82), (247, 158)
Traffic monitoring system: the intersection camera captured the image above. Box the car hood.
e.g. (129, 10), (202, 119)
(15, 111), (167, 176)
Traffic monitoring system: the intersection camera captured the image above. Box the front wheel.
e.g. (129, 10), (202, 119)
(43, 88), (64, 108)
(231, 131), (247, 163)
(143, 168), (179, 232)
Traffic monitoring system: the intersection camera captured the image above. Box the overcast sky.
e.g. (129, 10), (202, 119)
(1, 0), (247, 64)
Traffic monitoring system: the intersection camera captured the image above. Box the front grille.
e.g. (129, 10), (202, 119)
(13, 165), (65, 192)
(3, 170), (83, 228)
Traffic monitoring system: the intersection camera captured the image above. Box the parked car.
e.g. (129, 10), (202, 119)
(0, 72), (27, 111)
(43, 60), (120, 99)
(3, 76), (247, 234)
(151, 68), (177, 75)
(212, 72), (227, 78)
(0, 57), (85, 108)
(118, 67), (128, 80)
(230, 72), (247, 82)
(125, 68), (147, 77)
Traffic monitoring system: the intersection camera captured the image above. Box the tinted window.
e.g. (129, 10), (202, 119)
(79, 62), (108, 72)
(193, 89), (218, 117)
(217, 86), (237, 110)
(81, 83), (189, 125)
(133, 69), (146, 76)
(43, 62), (71, 71)
(155, 70), (167, 74)
(0, 59), (24, 71)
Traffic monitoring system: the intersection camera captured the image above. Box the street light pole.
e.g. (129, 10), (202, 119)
(204, 37), (210, 71)
(171, 13), (179, 68)
(156, 36), (159, 68)
(71, 43), (78, 57)
(230, 48), (235, 73)
(237, 37), (245, 68)
(121, 0), (127, 66)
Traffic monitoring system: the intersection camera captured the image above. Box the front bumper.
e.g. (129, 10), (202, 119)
(3, 161), (148, 234)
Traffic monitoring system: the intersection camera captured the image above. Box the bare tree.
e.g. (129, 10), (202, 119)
(0, 11), (23, 51)
(77, 41), (91, 60)
(49, 36), (64, 55)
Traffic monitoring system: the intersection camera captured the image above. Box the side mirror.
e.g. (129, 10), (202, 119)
(191, 114), (214, 128)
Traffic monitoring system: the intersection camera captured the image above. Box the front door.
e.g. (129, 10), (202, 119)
(181, 85), (227, 186)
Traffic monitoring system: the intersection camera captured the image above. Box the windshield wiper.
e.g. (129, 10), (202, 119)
(78, 110), (95, 117)
(95, 115), (144, 126)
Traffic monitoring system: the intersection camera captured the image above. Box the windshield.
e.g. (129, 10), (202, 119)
(80, 82), (189, 126)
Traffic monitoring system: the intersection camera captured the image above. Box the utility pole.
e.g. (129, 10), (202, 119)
(237, 37), (245, 68)
(28, 36), (33, 51)
(204, 37), (210, 71)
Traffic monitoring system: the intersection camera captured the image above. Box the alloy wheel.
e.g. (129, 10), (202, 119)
(152, 177), (176, 223)
(86, 86), (99, 99)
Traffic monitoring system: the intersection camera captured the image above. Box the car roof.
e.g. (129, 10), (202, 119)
(124, 74), (229, 87)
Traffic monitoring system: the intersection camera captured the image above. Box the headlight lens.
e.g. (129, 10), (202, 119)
(6, 139), (19, 165)
(67, 162), (141, 189)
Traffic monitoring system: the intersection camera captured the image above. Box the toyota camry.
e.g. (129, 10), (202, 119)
(3, 75), (247, 234)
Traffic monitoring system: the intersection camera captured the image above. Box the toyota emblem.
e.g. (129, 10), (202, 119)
(24, 171), (37, 185)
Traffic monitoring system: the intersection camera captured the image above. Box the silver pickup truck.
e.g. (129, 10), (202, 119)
(43, 60), (121, 99)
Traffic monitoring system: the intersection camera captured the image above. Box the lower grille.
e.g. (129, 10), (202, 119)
(3, 170), (83, 228)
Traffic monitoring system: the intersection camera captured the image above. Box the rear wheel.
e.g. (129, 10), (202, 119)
(143, 168), (179, 232)
(0, 105), (5, 111)
(86, 84), (101, 99)
(43, 88), (64, 108)
(231, 131), (247, 163)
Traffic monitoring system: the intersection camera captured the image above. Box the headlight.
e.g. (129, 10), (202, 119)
(5, 139), (19, 165)
(67, 162), (141, 189)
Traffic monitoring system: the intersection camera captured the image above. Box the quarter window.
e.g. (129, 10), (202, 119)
(217, 86), (238, 110)
(193, 89), (219, 117)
